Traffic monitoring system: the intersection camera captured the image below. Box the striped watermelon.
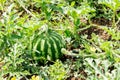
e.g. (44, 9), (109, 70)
(32, 28), (65, 62)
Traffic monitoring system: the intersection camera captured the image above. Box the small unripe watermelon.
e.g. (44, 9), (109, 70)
(32, 28), (65, 62)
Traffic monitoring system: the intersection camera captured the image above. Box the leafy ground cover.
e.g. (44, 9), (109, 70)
(0, 0), (120, 80)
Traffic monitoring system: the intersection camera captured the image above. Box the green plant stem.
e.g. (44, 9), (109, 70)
(115, 14), (120, 26)
(113, 10), (116, 27)
(61, 48), (106, 59)
(16, 0), (37, 19)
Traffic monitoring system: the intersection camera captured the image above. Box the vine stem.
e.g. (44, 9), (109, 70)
(16, 0), (37, 19)
(112, 10), (116, 27)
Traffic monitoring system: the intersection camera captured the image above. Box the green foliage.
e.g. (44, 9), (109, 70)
(0, 0), (6, 10)
(0, 0), (120, 79)
(85, 58), (120, 80)
(98, 0), (120, 27)
(47, 60), (66, 80)
(0, 43), (30, 80)
(98, 0), (120, 11)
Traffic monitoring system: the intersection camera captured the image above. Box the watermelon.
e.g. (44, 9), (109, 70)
(32, 28), (65, 62)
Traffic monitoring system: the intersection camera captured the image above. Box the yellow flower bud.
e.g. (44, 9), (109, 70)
(31, 75), (39, 80)
(11, 76), (16, 80)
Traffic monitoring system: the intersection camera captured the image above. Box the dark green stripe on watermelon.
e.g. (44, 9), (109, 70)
(51, 36), (63, 59)
(43, 39), (48, 59)
(49, 37), (57, 61)
(51, 32), (65, 47)
(33, 38), (41, 60)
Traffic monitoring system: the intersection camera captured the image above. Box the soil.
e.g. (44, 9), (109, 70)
(0, 62), (4, 71)
(66, 76), (85, 80)
(79, 26), (111, 40)
(79, 18), (112, 40)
